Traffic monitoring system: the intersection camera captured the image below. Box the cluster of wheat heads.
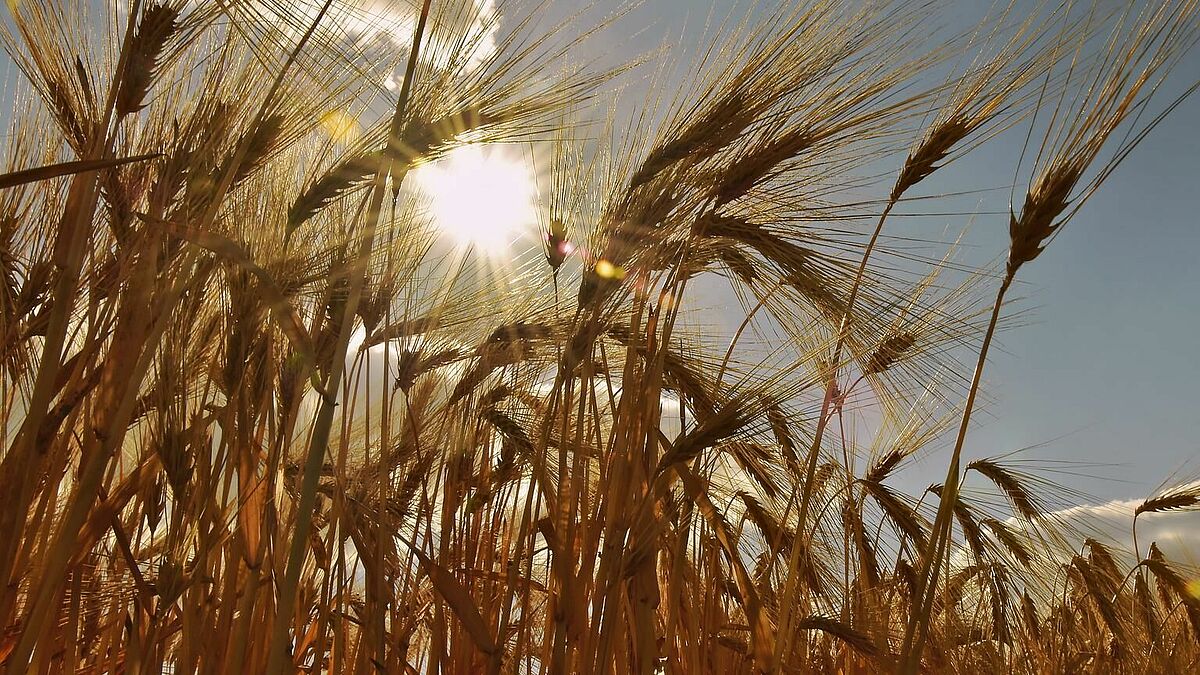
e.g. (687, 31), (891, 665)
(1, 0), (1199, 673)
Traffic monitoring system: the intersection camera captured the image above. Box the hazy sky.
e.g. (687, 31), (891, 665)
(2, 0), (1197, 512)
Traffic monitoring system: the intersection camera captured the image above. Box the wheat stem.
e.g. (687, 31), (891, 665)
(898, 269), (1013, 674)
(265, 1), (433, 671)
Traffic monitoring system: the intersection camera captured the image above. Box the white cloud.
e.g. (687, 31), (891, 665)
(114, 1), (499, 74)
(1043, 485), (1200, 565)
(280, 0), (499, 73)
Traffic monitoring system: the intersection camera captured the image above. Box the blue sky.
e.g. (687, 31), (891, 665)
(584, 0), (1200, 507)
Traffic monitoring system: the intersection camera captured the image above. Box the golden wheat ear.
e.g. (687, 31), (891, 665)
(1136, 484), (1200, 517)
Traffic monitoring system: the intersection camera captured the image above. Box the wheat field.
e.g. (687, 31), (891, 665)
(1, 0), (1199, 673)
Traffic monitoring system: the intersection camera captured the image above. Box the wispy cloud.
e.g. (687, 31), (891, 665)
(1046, 484), (1200, 564)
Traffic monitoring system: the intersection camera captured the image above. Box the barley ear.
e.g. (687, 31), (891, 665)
(115, 3), (180, 117)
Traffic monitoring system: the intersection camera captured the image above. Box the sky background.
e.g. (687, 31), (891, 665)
(2, 0), (1197, 549)
(581, 0), (1200, 510)
(554, 0), (1200, 557)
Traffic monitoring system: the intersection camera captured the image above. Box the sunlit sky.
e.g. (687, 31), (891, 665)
(3, 0), (1198, 513)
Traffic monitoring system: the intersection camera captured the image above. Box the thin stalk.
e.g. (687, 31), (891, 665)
(774, 200), (895, 662)
(0, 0), (146, 589)
(8, 254), (207, 669)
(715, 277), (786, 390)
(897, 270), (1013, 674)
(264, 1), (433, 671)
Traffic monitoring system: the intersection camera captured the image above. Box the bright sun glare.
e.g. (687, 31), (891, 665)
(413, 145), (537, 252)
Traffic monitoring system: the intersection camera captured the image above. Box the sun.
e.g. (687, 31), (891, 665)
(412, 144), (537, 251)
